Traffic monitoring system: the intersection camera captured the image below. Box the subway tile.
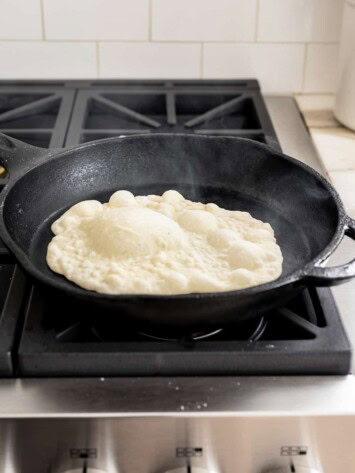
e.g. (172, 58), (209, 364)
(258, 0), (313, 42)
(43, 0), (149, 40)
(0, 0), (42, 39)
(303, 44), (339, 93)
(99, 42), (201, 78)
(0, 42), (97, 79)
(311, 0), (344, 42)
(257, 0), (343, 43)
(203, 43), (305, 93)
(152, 0), (256, 41)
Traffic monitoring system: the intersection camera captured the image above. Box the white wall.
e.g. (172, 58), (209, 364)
(0, 0), (344, 94)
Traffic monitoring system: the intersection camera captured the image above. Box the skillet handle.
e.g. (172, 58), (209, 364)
(302, 216), (355, 286)
(0, 132), (50, 179)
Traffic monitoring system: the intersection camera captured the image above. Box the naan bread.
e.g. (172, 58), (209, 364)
(46, 190), (283, 295)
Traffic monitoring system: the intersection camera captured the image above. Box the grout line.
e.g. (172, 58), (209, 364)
(0, 39), (100, 43)
(200, 43), (204, 78)
(40, 0), (46, 40)
(0, 38), (340, 45)
(301, 43), (308, 93)
(96, 42), (100, 78)
(0, 39), (204, 44)
(149, 0), (152, 41)
(254, 0), (260, 42)
(303, 41), (340, 46)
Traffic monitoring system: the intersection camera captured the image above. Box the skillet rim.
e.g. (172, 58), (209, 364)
(0, 133), (348, 301)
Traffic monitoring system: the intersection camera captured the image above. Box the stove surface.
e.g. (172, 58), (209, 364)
(17, 284), (350, 376)
(0, 80), (352, 379)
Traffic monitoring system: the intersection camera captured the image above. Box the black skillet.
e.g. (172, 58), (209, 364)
(0, 132), (354, 332)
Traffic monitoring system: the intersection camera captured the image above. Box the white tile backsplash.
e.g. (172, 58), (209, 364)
(258, 0), (314, 42)
(0, 0), (42, 40)
(0, 42), (97, 78)
(152, 0), (257, 41)
(257, 0), (343, 43)
(0, 0), (345, 92)
(43, 0), (149, 40)
(303, 44), (339, 93)
(203, 43), (305, 93)
(99, 42), (201, 78)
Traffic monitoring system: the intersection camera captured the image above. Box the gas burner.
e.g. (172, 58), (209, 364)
(89, 321), (223, 343)
(90, 315), (268, 343)
(138, 315), (268, 342)
(137, 328), (224, 342)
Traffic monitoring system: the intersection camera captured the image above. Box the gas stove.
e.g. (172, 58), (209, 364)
(0, 80), (352, 378)
(0, 80), (354, 473)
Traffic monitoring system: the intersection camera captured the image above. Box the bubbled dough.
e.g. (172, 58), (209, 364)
(47, 190), (283, 295)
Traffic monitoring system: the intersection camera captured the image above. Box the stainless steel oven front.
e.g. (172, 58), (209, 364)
(1, 415), (355, 473)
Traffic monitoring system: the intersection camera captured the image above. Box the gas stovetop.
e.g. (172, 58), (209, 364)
(0, 80), (352, 378)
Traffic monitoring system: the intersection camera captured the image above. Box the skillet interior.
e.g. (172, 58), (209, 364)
(0, 135), (340, 328)
(30, 183), (315, 283)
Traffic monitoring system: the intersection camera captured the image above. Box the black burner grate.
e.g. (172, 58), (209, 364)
(0, 86), (76, 257)
(65, 80), (280, 150)
(17, 285), (351, 376)
(0, 87), (75, 153)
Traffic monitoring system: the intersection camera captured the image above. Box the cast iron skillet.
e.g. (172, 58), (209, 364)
(0, 132), (354, 332)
